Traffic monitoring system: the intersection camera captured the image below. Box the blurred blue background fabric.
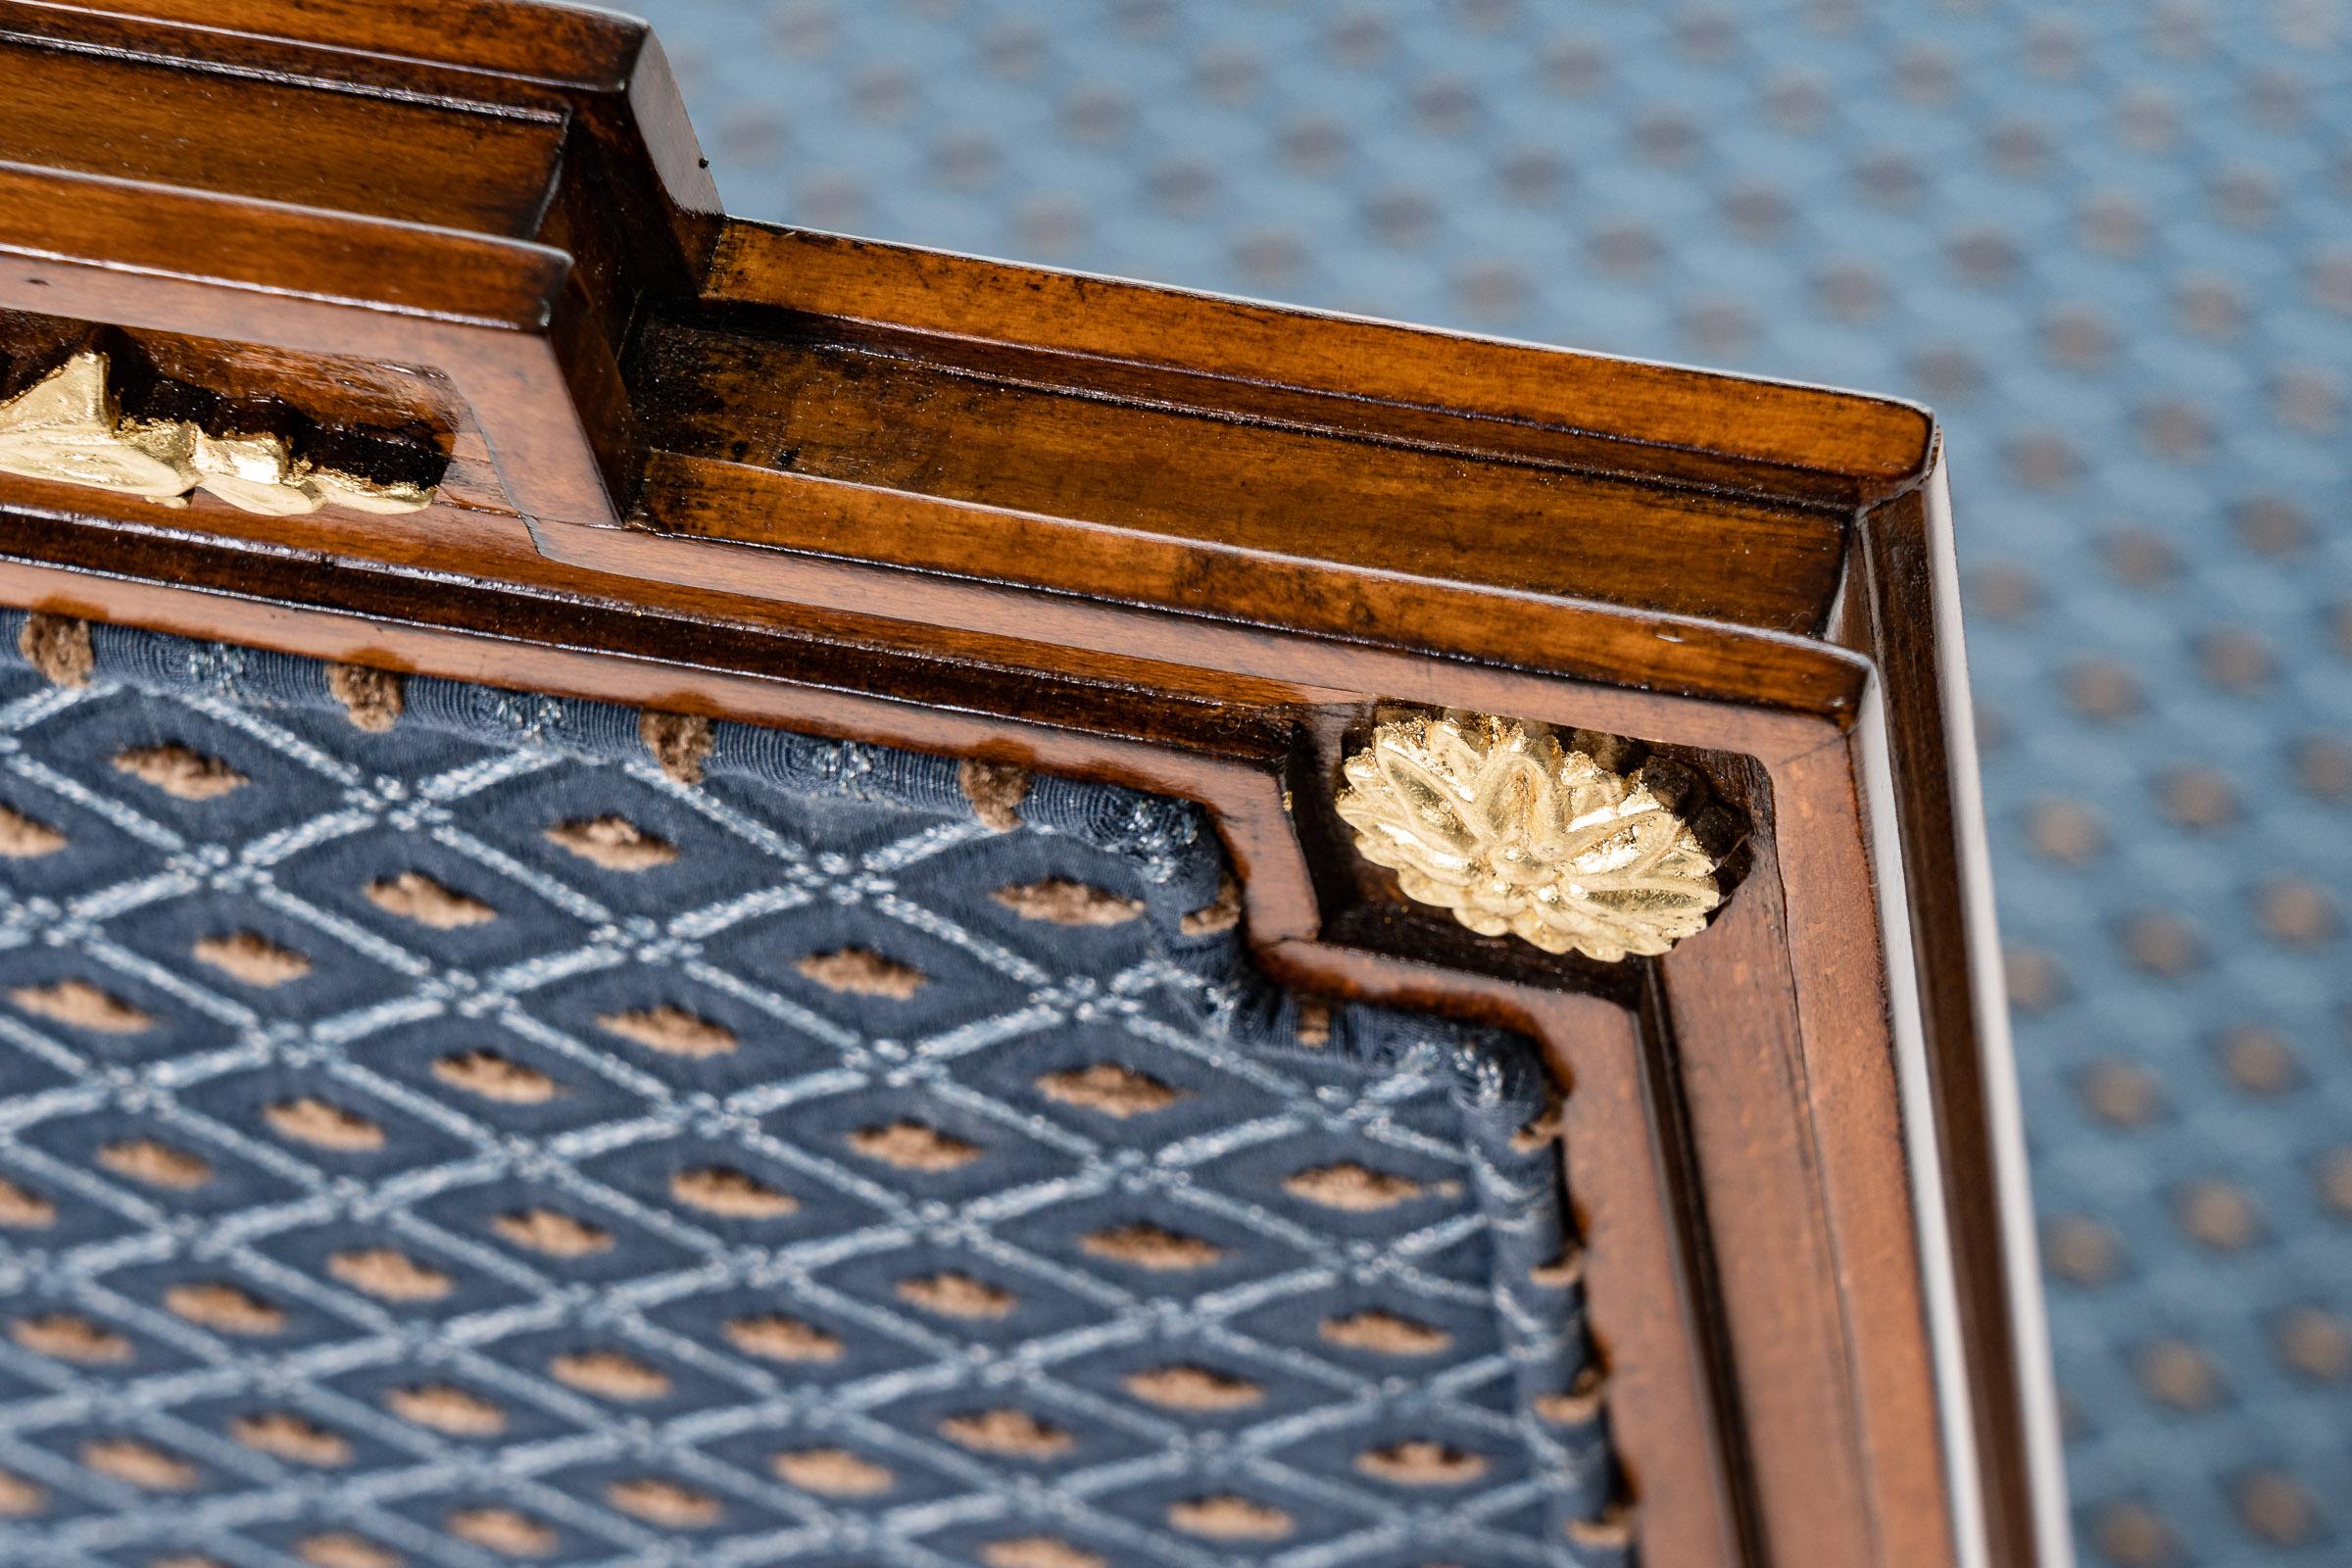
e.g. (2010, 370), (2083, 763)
(626, 1), (2352, 1562)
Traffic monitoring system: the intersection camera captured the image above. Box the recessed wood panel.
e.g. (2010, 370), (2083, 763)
(0, 43), (564, 234)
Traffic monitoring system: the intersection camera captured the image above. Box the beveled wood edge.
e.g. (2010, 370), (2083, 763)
(704, 222), (1939, 507)
(1850, 477), (2074, 1568)
(1, 0), (658, 84)
(539, 487), (1878, 719)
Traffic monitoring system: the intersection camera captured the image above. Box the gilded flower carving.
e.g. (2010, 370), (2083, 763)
(0, 352), (433, 515)
(1336, 713), (1722, 961)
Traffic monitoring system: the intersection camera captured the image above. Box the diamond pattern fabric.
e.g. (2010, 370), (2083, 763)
(624, 2), (2352, 1560)
(0, 612), (1619, 1568)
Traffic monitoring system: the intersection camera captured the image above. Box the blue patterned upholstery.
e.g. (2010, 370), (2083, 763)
(625, 3), (2352, 1560)
(0, 612), (1619, 1568)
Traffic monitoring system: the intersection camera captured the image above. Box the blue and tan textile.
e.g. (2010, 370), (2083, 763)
(0, 611), (1619, 1568)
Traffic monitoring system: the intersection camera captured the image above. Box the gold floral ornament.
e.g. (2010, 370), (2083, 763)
(1335, 713), (1722, 961)
(0, 352), (433, 515)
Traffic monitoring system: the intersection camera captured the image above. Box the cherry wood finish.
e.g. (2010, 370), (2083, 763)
(0, 6), (2063, 1567)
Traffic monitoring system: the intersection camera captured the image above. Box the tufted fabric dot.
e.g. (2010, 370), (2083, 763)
(848, 1119), (980, 1171)
(432, 1049), (560, 1103)
(229, 1410), (352, 1467)
(2135, 1340), (2223, 1410)
(264, 1097), (384, 1152)
(98, 1138), (211, 1190)
(2100, 527), (2177, 585)
(2119, 910), (2205, 975)
(385, 1384), (506, 1437)
(11, 1310), (131, 1364)
(1511, 1095), (1566, 1153)
(1356, 1440), (1490, 1487)
(0, 802), (66, 858)
(2213, 1026), (2299, 1095)
(2079, 1060), (2164, 1127)
(549, 1348), (670, 1400)
(1321, 1309), (1450, 1356)
(493, 1209), (612, 1258)
(606, 1477), (720, 1527)
(1081, 1222), (1223, 1271)
(938, 1408), (1074, 1458)
(2043, 1216), (2125, 1285)
(957, 758), (1032, 829)
(296, 1535), (402, 1568)
(724, 1312), (843, 1362)
(153, 1554), (226, 1568)
(2002, 945), (2068, 1012)
(979, 1538), (1107, 1568)
(2294, 736), (2352, 802)
(326, 1247), (452, 1302)
(2091, 1500), (2177, 1567)
(639, 710), (712, 785)
(1568, 1502), (1639, 1551)
(2062, 660), (2141, 721)
(2233, 1469), (2319, 1545)
(2157, 765), (2238, 829)
(2173, 1181), (2261, 1250)
(543, 815), (677, 870)
(194, 931), (313, 987)
(669, 1165), (797, 1218)
(0, 1175), (56, 1228)
(1284, 1161), (1427, 1211)
(796, 947), (926, 998)
(2252, 876), (2338, 945)
(596, 1004), (736, 1057)
(2319, 1149), (2352, 1216)
(771, 1447), (894, 1496)
(1537, 1367), (1609, 1425)
(0, 1467), (43, 1517)
(12, 978), (152, 1033)
(1179, 878), (1243, 935)
(164, 1280), (285, 1335)
(2025, 798), (2103, 864)
(1123, 1364), (1263, 1411)
(365, 872), (495, 929)
(18, 612), (92, 686)
(113, 743), (246, 800)
(1531, 1249), (1587, 1290)
(990, 878), (1144, 926)
(1034, 1062), (1182, 1117)
(1168, 1494), (1293, 1541)
(81, 1437), (198, 1492)
(2275, 1306), (2351, 1381)
(446, 1506), (557, 1558)
(897, 1271), (1016, 1319)
(325, 662), (402, 731)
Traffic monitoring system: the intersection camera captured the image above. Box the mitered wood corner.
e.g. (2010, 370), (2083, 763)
(0, 5), (2059, 1568)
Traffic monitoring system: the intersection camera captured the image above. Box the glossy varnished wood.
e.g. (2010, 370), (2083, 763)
(0, 7), (2061, 1568)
